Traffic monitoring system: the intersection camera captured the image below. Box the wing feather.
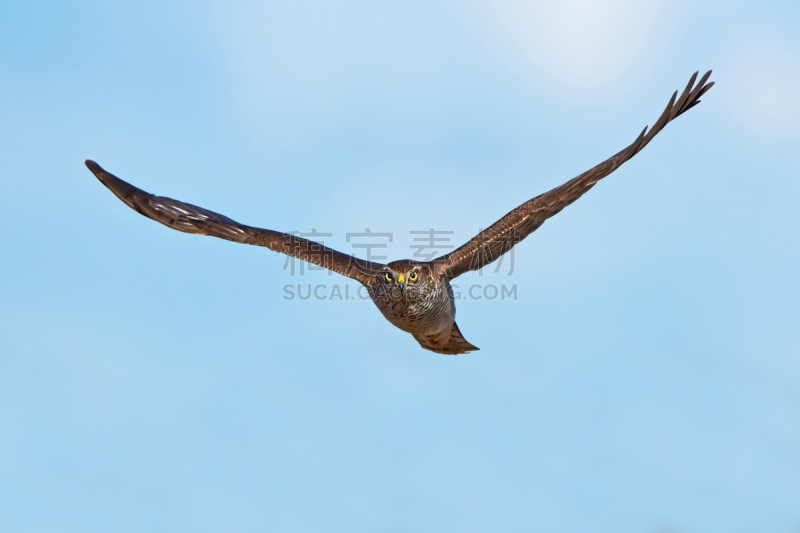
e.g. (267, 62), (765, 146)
(85, 161), (383, 285)
(434, 71), (714, 279)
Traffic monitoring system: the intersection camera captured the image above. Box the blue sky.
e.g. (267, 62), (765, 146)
(1, 0), (800, 531)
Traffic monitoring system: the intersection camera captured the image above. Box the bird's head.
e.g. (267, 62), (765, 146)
(376, 260), (433, 299)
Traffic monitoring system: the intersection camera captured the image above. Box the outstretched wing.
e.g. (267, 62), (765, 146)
(434, 70), (714, 280)
(85, 160), (384, 285)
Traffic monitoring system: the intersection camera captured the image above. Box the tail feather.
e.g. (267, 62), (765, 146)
(413, 322), (479, 355)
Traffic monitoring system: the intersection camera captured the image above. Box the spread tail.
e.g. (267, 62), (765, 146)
(413, 322), (479, 355)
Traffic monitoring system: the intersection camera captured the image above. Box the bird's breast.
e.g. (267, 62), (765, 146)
(370, 282), (455, 335)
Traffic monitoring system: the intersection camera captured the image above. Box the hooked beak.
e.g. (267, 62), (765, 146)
(395, 273), (406, 292)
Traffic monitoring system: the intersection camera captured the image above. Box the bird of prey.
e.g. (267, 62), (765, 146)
(86, 71), (713, 355)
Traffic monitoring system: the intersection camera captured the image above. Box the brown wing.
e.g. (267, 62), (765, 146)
(434, 70), (714, 280)
(85, 160), (384, 285)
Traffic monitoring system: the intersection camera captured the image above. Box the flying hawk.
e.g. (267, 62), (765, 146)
(86, 71), (714, 354)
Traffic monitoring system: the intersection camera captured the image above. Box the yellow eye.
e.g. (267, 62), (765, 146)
(409, 271), (418, 282)
(384, 272), (393, 282)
